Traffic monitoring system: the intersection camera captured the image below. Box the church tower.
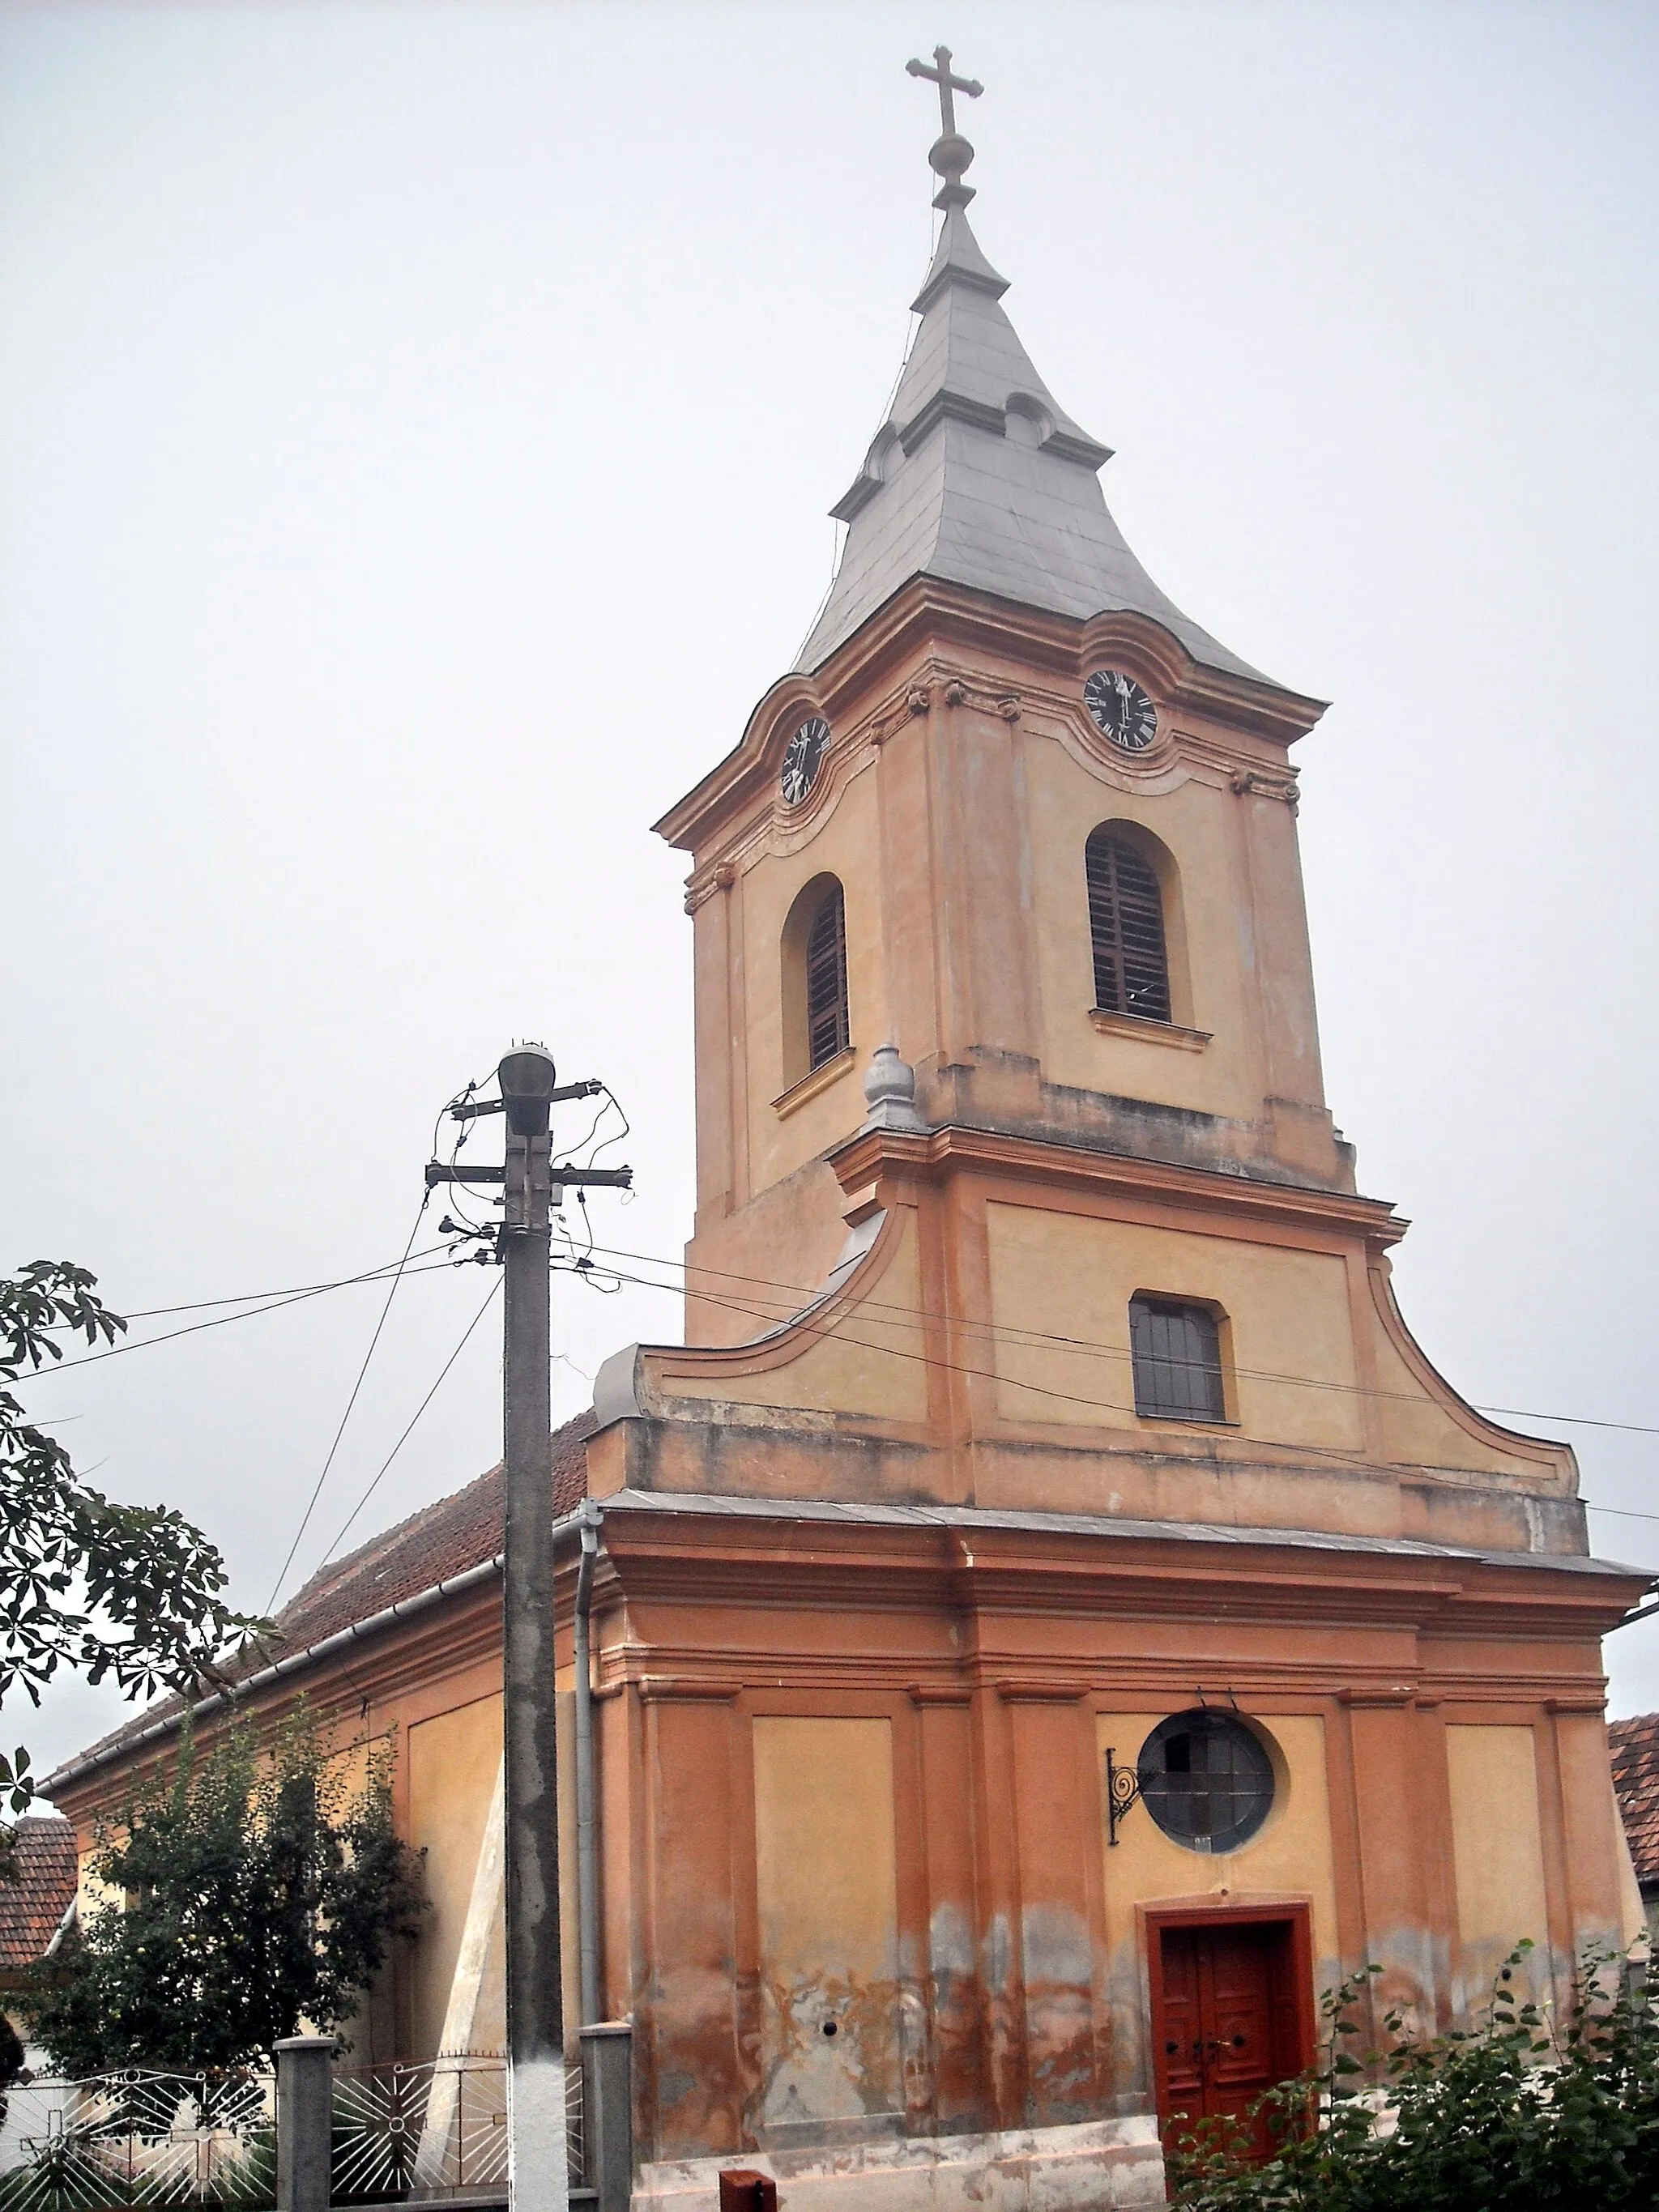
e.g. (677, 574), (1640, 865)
(586, 53), (1646, 2209)
(658, 55), (1350, 1346)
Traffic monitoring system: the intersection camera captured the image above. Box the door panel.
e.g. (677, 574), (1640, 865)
(1157, 1928), (1206, 2134)
(1207, 1927), (1276, 2095)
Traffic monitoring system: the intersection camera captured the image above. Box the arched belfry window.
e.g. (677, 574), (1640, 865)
(782, 874), (851, 1089)
(1085, 828), (1171, 1023)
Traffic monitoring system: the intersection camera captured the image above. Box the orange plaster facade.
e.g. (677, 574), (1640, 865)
(574, 1503), (1646, 2209)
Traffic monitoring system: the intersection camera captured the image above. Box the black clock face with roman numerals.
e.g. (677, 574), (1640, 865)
(780, 715), (831, 805)
(1084, 669), (1158, 753)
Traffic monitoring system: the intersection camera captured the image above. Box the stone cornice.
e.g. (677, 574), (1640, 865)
(825, 1119), (1409, 1251)
(816, 582), (1328, 744)
(591, 1499), (1650, 1643)
(656, 581), (1326, 861)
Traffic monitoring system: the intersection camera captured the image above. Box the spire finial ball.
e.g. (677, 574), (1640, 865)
(928, 131), (975, 182)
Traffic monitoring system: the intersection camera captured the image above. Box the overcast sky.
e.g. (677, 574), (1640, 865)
(5, 0), (1657, 1779)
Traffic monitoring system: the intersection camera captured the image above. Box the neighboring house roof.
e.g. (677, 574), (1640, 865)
(1610, 1711), (1659, 1887)
(795, 195), (1265, 683)
(46, 1410), (595, 1791)
(0, 1817), (77, 1973)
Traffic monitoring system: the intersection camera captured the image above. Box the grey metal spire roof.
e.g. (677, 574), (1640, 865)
(795, 195), (1264, 681)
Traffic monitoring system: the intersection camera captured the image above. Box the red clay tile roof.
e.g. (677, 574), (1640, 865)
(0, 1816), (77, 1971)
(47, 1412), (595, 1788)
(1611, 1712), (1659, 1886)
(275, 1409), (593, 1649)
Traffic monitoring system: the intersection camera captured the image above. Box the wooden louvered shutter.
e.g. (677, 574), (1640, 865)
(804, 884), (849, 1070)
(1085, 832), (1171, 1022)
(1129, 1296), (1226, 1421)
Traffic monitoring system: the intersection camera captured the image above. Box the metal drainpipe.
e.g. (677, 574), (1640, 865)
(574, 1501), (602, 2028)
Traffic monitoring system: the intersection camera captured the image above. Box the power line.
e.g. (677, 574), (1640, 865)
(15, 1223), (1657, 1540)
(95, 1260), (452, 1323)
(264, 1204), (429, 1614)
(558, 1257), (1659, 1533)
(1472, 1408), (1659, 1439)
(24, 1231), (1658, 1443)
(311, 1273), (504, 1575)
(16, 1250), (458, 1379)
(572, 1236), (1659, 1442)
(557, 1258), (1395, 1473)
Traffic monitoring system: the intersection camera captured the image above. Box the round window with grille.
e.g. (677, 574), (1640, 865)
(1137, 1710), (1276, 1853)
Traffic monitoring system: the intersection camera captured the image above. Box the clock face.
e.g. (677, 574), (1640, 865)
(1084, 669), (1158, 753)
(780, 715), (831, 805)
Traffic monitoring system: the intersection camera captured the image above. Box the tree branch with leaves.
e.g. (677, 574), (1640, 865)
(1, 1259), (270, 1825)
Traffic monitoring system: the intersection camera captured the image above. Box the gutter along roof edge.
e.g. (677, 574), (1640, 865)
(590, 1488), (1647, 1579)
(43, 1545), (514, 1798)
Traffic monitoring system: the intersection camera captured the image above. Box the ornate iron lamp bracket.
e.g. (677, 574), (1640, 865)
(1105, 1747), (1143, 1846)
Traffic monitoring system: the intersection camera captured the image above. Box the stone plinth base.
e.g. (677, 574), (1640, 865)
(633, 2116), (1165, 2211)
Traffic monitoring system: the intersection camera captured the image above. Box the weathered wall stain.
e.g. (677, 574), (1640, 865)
(757, 1970), (902, 2131)
(1021, 1904), (1098, 2121)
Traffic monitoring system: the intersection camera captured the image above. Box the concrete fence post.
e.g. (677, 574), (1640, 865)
(578, 2022), (632, 2212)
(274, 2035), (335, 2212)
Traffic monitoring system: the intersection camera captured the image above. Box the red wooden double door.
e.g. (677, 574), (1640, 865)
(1150, 1911), (1312, 2166)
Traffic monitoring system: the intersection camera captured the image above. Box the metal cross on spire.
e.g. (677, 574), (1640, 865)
(906, 43), (983, 207)
(906, 43), (983, 137)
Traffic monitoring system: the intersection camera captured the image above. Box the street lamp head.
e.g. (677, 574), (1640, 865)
(498, 1042), (557, 1136)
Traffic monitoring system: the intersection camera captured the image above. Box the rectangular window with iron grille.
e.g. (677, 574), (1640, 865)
(1129, 1295), (1227, 1421)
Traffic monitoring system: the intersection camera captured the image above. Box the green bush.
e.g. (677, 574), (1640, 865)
(21, 1709), (424, 2076)
(1170, 1942), (1659, 2210)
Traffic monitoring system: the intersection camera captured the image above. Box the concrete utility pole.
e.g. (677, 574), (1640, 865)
(499, 1043), (565, 2212)
(426, 1046), (630, 2212)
